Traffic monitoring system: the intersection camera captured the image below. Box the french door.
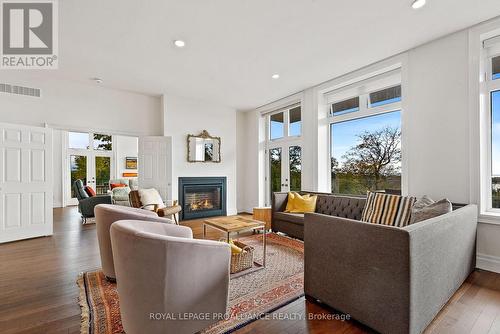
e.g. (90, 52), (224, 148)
(67, 151), (113, 205)
(267, 142), (302, 205)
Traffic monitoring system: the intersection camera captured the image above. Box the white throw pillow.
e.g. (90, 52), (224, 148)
(138, 188), (166, 210)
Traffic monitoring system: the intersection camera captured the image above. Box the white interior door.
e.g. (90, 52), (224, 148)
(138, 136), (173, 204)
(0, 122), (53, 243)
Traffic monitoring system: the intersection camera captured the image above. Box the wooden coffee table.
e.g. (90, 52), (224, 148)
(203, 216), (267, 268)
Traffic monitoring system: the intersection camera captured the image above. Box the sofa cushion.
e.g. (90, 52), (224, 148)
(410, 197), (452, 224)
(361, 191), (416, 227)
(315, 195), (366, 220)
(273, 212), (305, 225)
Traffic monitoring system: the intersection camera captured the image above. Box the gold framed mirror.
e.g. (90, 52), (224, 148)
(187, 130), (221, 163)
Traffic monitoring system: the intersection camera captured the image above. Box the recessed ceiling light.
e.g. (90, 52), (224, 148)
(92, 77), (103, 84)
(271, 74), (280, 79)
(411, 0), (426, 9)
(173, 40), (186, 48)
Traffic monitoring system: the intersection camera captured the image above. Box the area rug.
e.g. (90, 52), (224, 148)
(77, 233), (304, 334)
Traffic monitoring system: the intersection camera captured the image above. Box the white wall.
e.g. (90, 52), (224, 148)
(0, 74), (163, 207)
(163, 94), (238, 215)
(405, 31), (471, 203)
(236, 112), (247, 212)
(0, 75), (162, 136)
(237, 21), (500, 272)
(114, 135), (139, 178)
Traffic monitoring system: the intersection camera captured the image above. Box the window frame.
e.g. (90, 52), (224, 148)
(480, 42), (500, 215)
(264, 103), (303, 205)
(267, 103), (302, 142)
(327, 74), (403, 196)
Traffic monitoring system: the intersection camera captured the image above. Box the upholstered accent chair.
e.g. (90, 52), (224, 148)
(110, 220), (231, 334)
(73, 180), (112, 223)
(109, 178), (139, 191)
(129, 190), (182, 224)
(94, 204), (173, 280)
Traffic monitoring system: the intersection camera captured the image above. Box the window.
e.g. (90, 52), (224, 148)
(493, 56), (500, 80)
(289, 146), (301, 191)
(269, 105), (301, 140)
(70, 155), (87, 197)
(269, 148), (282, 193)
(331, 112), (401, 195)
(68, 132), (89, 149)
(369, 85), (401, 107)
(93, 133), (112, 150)
(330, 97), (359, 116)
(265, 103), (302, 205)
(482, 35), (500, 212)
(270, 112), (284, 139)
(328, 72), (402, 195)
(289, 106), (301, 136)
(492, 91), (500, 208)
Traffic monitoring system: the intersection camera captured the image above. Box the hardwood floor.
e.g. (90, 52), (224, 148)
(2, 207), (500, 333)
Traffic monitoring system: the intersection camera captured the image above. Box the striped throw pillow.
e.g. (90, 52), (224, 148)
(361, 192), (416, 227)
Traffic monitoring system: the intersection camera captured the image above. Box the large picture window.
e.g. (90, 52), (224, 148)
(331, 111), (401, 195)
(328, 74), (402, 195)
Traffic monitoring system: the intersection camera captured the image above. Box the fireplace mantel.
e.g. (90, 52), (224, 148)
(178, 177), (227, 221)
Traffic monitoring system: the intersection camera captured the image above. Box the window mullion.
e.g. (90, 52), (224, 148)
(284, 109), (290, 138)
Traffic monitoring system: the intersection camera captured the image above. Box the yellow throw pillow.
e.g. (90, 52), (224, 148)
(285, 192), (297, 212)
(230, 243), (243, 254)
(285, 192), (311, 212)
(289, 193), (317, 213)
(228, 240), (243, 254)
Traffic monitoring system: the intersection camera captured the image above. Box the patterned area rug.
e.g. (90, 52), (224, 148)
(77, 233), (304, 334)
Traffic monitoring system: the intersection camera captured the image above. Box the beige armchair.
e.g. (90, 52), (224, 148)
(110, 220), (231, 334)
(94, 204), (174, 280)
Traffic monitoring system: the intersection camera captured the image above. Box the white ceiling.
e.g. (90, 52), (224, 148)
(17, 0), (500, 109)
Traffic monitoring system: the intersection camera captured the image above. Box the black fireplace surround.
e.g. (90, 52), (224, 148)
(178, 177), (227, 221)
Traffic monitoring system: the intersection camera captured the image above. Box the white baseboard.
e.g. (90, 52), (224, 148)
(477, 253), (500, 273)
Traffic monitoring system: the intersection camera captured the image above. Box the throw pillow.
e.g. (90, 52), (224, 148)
(84, 186), (96, 197)
(285, 192), (312, 212)
(138, 188), (166, 210)
(412, 195), (434, 211)
(110, 183), (127, 190)
(288, 193), (317, 213)
(361, 191), (416, 227)
(410, 197), (452, 224)
(112, 186), (131, 201)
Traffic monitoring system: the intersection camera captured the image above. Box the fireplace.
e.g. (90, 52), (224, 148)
(178, 177), (227, 221)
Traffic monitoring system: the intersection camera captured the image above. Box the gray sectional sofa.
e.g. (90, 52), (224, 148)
(272, 191), (478, 334)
